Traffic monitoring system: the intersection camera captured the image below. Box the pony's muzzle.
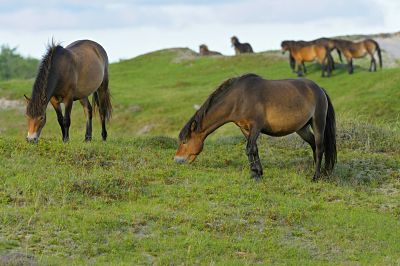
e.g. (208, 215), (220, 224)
(174, 156), (187, 164)
(26, 132), (39, 143)
(26, 137), (38, 143)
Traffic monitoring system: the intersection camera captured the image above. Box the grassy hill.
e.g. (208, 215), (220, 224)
(0, 49), (399, 265)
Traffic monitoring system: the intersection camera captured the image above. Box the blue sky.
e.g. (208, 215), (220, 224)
(0, 0), (399, 61)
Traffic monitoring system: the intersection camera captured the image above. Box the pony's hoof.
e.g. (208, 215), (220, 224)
(85, 137), (92, 142)
(312, 175), (320, 182)
(251, 172), (263, 181)
(63, 137), (69, 143)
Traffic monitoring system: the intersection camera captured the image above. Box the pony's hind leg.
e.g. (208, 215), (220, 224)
(50, 97), (65, 141)
(296, 124), (316, 162)
(371, 54), (377, 72)
(94, 92), (108, 141)
(80, 97), (93, 141)
(311, 112), (327, 181)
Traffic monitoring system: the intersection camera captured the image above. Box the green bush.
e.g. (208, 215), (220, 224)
(0, 45), (39, 80)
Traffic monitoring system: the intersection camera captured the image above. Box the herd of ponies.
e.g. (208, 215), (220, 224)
(23, 35), (383, 180)
(200, 36), (382, 77)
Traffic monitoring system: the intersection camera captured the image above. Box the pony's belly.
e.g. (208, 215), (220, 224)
(262, 122), (307, 136)
(263, 110), (312, 136)
(75, 78), (103, 98)
(354, 49), (367, 58)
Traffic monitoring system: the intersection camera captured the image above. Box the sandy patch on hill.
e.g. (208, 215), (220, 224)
(171, 48), (199, 63)
(375, 37), (400, 58)
(0, 97), (24, 110)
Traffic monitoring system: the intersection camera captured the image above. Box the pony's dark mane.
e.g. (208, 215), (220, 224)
(179, 73), (260, 140)
(26, 42), (61, 117)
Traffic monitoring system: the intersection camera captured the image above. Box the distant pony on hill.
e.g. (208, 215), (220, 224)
(332, 39), (382, 74)
(199, 44), (222, 56)
(231, 36), (254, 54)
(281, 40), (333, 77)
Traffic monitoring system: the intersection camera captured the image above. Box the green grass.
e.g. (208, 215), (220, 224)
(0, 48), (399, 265)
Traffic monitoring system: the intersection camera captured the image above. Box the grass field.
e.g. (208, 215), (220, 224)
(0, 49), (399, 265)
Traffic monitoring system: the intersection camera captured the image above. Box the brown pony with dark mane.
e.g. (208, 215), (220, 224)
(281, 40), (333, 77)
(199, 44), (222, 56)
(175, 74), (337, 181)
(25, 40), (112, 143)
(231, 36), (254, 54)
(332, 39), (382, 74)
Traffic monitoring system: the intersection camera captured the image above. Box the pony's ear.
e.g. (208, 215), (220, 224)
(190, 120), (197, 132)
(24, 94), (31, 103)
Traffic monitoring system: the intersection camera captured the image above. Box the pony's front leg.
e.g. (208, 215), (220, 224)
(348, 58), (354, 74)
(63, 100), (73, 142)
(246, 130), (263, 180)
(289, 54), (296, 73)
(296, 61), (304, 77)
(302, 62), (307, 74)
(321, 63), (326, 77)
(50, 97), (65, 141)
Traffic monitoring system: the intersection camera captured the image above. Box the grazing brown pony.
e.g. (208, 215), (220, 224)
(231, 36), (254, 54)
(332, 39), (382, 74)
(281, 40), (307, 73)
(175, 74), (337, 181)
(25, 40), (112, 143)
(281, 41), (333, 77)
(199, 44), (222, 56)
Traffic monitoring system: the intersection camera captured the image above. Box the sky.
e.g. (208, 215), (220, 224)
(0, 0), (399, 62)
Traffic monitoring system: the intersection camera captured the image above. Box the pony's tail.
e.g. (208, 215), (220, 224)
(93, 65), (112, 122)
(248, 44), (254, 53)
(376, 41), (383, 69)
(322, 89), (337, 173)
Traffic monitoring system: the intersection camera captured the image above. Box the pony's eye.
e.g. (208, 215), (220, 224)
(40, 116), (45, 121)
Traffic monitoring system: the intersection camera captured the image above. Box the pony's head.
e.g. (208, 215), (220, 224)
(24, 42), (59, 143)
(175, 119), (204, 164)
(281, 41), (291, 54)
(231, 36), (239, 47)
(174, 75), (246, 164)
(199, 44), (208, 54)
(25, 95), (47, 143)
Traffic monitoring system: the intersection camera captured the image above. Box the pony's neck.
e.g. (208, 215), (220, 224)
(32, 50), (59, 111)
(44, 65), (58, 101)
(198, 103), (231, 139)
